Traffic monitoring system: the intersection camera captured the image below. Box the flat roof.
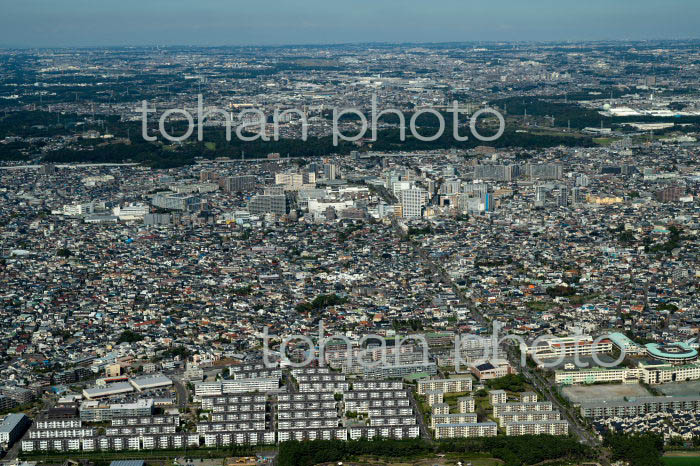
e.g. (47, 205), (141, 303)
(609, 332), (639, 346)
(129, 374), (172, 387)
(83, 382), (134, 397)
(435, 422), (497, 427)
(0, 413), (27, 432)
(110, 461), (145, 466)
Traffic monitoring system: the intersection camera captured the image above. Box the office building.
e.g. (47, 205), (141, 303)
(400, 188), (428, 218)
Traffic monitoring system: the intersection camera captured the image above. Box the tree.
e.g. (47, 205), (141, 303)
(116, 330), (143, 344)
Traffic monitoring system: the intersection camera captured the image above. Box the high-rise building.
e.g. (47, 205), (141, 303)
(221, 175), (257, 192)
(323, 163), (339, 180)
(151, 194), (201, 212)
(525, 163), (562, 180)
(474, 164), (515, 181)
(484, 193), (494, 212)
(655, 185), (683, 203)
(401, 188), (428, 218)
(535, 186), (546, 207)
(247, 194), (287, 216)
(558, 186), (569, 207)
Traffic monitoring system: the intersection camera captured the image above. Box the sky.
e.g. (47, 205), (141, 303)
(1, 0), (699, 48)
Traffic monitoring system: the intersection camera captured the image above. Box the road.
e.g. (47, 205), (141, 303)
(406, 388), (433, 443)
(171, 375), (189, 411)
(509, 347), (600, 447)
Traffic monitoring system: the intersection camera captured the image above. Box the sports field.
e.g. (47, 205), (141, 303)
(561, 383), (651, 403)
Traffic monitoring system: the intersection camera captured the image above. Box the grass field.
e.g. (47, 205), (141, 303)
(319, 457), (502, 466)
(662, 457), (700, 465)
(593, 137), (615, 145)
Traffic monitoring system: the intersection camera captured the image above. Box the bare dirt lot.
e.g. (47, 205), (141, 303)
(561, 383), (652, 403)
(658, 380), (700, 397)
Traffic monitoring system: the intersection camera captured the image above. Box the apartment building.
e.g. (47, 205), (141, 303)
(431, 413), (478, 428)
(434, 422), (498, 439)
(277, 427), (347, 442)
(425, 390), (444, 406)
(581, 396), (700, 418)
(505, 420), (569, 436)
(201, 393), (267, 410)
(489, 390), (507, 405)
(417, 377), (472, 395)
(432, 403), (450, 415)
(493, 402), (554, 417)
(458, 396), (475, 413)
(348, 426), (419, 440)
(497, 411), (561, 426)
(194, 378), (279, 398)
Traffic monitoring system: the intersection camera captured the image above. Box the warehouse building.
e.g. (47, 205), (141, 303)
(83, 382), (134, 400)
(129, 375), (173, 391)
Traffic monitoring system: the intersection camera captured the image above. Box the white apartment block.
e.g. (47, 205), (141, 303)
(493, 402), (553, 417)
(35, 419), (82, 429)
(203, 431), (274, 447)
(458, 396), (475, 413)
(432, 403), (450, 415)
(353, 381), (404, 390)
(348, 426), (419, 440)
(201, 394), (267, 410)
(425, 390), (444, 406)
(434, 422), (498, 439)
(431, 413), (478, 428)
(195, 378), (279, 398)
(298, 381), (349, 393)
(505, 420), (569, 436)
(400, 188), (428, 218)
(222, 378), (279, 393)
(498, 411), (561, 426)
(489, 390), (507, 405)
(417, 377), (472, 395)
(277, 427), (347, 442)
(345, 398), (410, 413)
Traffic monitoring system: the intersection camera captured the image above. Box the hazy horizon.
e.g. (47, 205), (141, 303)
(1, 0), (699, 48)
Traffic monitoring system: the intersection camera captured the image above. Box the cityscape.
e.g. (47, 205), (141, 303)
(1, 3), (700, 466)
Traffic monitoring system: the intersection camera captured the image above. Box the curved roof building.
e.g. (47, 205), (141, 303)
(645, 342), (698, 364)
